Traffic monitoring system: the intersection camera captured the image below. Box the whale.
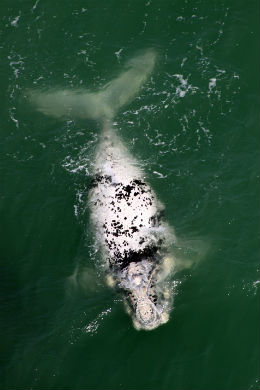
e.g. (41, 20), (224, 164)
(27, 49), (176, 330)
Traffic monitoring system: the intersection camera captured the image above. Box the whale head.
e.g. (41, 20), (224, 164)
(119, 260), (170, 330)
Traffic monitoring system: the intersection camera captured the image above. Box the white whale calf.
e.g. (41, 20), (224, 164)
(27, 49), (176, 330)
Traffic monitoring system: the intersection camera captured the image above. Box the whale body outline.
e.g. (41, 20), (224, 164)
(27, 49), (176, 330)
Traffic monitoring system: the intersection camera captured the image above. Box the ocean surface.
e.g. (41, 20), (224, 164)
(0, 0), (259, 389)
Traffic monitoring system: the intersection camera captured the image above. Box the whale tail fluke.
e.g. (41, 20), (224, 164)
(26, 49), (157, 122)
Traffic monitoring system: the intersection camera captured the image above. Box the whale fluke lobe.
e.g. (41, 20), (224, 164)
(27, 49), (157, 121)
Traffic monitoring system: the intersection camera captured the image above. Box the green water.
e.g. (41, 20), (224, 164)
(1, 0), (259, 389)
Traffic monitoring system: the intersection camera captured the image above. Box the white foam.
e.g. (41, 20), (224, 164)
(209, 78), (217, 89)
(153, 170), (166, 179)
(115, 48), (123, 60)
(173, 74), (198, 99)
(83, 308), (112, 335)
(32, 0), (40, 12)
(11, 15), (20, 27)
(9, 108), (19, 128)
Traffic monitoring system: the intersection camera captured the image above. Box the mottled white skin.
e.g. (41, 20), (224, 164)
(89, 124), (175, 330)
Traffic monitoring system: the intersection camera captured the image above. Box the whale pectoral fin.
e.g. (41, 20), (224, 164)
(162, 256), (175, 271)
(105, 274), (116, 288)
(157, 255), (175, 282)
(161, 312), (169, 324)
(163, 289), (171, 299)
(124, 300), (132, 316)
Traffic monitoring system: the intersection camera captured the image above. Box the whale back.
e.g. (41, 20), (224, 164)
(89, 129), (174, 330)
